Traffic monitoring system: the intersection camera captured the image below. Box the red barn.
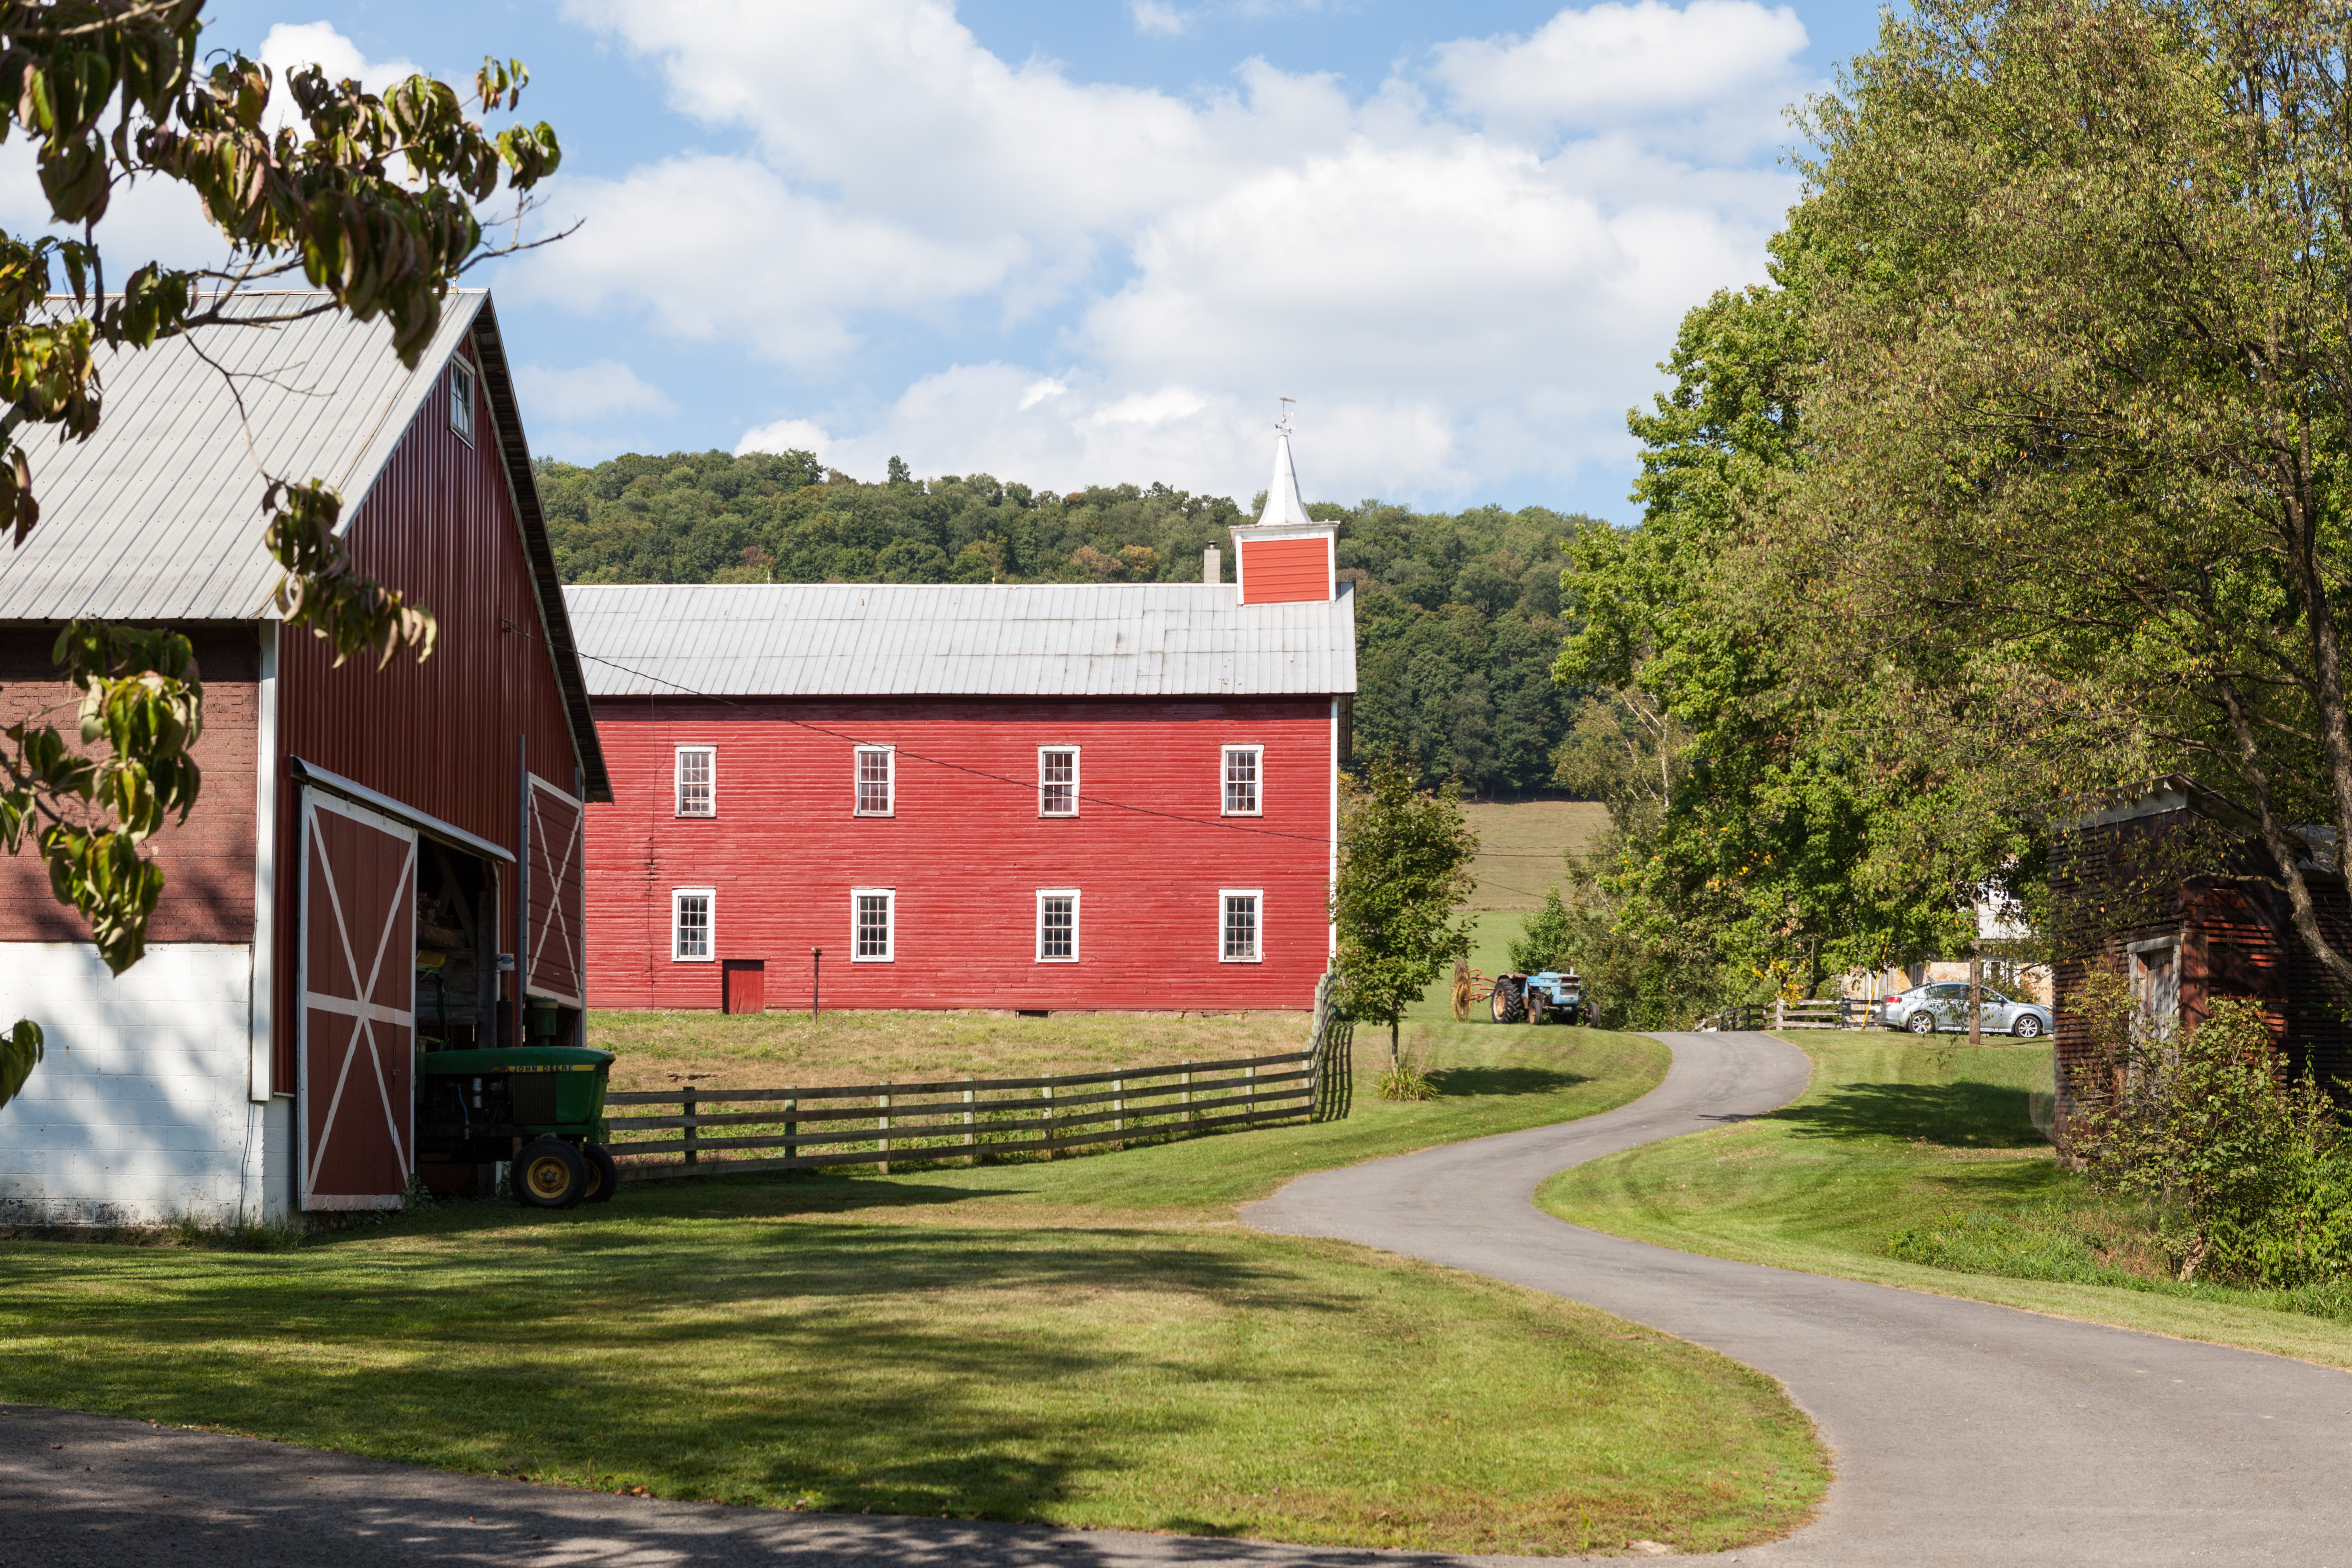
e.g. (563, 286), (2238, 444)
(0, 289), (608, 1225)
(569, 433), (1355, 1014)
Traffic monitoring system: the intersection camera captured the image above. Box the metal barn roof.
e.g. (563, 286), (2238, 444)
(565, 581), (1359, 699)
(0, 290), (480, 621)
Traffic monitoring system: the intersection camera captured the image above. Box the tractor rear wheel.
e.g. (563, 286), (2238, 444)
(515, 1138), (587, 1210)
(581, 1142), (620, 1203)
(1491, 979), (1525, 1024)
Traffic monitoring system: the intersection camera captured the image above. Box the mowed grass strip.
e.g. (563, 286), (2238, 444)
(1537, 1032), (2352, 1369)
(0, 1024), (1832, 1553)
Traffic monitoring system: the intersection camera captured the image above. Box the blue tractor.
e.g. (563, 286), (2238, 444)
(1490, 970), (1585, 1025)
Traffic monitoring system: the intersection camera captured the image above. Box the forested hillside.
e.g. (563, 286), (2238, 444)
(534, 450), (1596, 796)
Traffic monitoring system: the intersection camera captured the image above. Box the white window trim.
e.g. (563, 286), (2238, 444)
(854, 745), (896, 817)
(674, 744), (716, 818)
(449, 359), (477, 447)
(1221, 744), (1264, 817)
(1036, 887), (1081, 963)
(852, 886), (896, 962)
(672, 887), (715, 963)
(1220, 887), (1264, 964)
(1038, 745), (1081, 818)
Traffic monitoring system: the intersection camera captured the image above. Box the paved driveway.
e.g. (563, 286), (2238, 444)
(1247, 1030), (2352, 1566)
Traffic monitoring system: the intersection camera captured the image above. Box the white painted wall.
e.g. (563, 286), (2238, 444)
(0, 942), (288, 1227)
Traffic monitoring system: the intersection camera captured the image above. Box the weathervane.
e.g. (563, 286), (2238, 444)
(1277, 396), (1295, 435)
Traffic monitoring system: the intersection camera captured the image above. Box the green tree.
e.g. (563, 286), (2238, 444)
(0, 7), (562, 1107)
(1768, 0), (2352, 989)
(1329, 757), (1479, 1064)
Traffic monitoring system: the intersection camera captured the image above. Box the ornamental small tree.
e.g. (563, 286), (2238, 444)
(1330, 756), (1479, 1067)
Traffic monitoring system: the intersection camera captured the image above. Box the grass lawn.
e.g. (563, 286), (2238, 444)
(1538, 1031), (2352, 1370)
(590, 1008), (1309, 1094)
(0, 1020), (1834, 1556)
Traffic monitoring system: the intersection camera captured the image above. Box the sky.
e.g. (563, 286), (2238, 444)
(23, 0), (1895, 521)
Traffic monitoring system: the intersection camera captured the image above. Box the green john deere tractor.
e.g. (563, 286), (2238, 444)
(416, 1001), (619, 1209)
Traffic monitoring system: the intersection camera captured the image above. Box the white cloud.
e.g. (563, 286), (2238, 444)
(537, 0), (1815, 505)
(1131, 1), (1192, 35)
(514, 359), (677, 424)
(737, 417), (834, 459)
(256, 22), (421, 97)
(1430, 0), (1809, 152)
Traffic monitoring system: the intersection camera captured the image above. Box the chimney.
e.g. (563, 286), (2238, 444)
(1203, 545), (1221, 584)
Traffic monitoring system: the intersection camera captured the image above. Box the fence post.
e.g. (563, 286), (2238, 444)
(965, 1076), (977, 1166)
(1042, 1081), (1054, 1160)
(682, 1088), (698, 1166)
(784, 1088), (797, 1164)
(879, 1079), (892, 1175)
(1247, 1060), (1257, 1122)
(1113, 1074), (1124, 1141)
(1182, 1063), (1193, 1132)
(1773, 997), (1784, 1030)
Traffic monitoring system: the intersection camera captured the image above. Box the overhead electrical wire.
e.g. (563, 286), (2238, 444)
(508, 617), (1595, 861)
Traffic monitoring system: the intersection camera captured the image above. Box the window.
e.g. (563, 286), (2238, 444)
(1039, 747), (1079, 816)
(1220, 889), (1262, 962)
(449, 359), (476, 445)
(853, 888), (895, 961)
(1222, 745), (1263, 816)
(672, 888), (714, 962)
(1037, 889), (1079, 962)
(675, 746), (715, 817)
(855, 746), (895, 815)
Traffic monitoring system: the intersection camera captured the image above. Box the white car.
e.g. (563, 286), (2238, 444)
(1881, 982), (2050, 1039)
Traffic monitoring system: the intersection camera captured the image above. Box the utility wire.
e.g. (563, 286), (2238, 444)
(514, 618), (1599, 859)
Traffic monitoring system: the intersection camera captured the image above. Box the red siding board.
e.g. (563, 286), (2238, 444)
(585, 696), (1335, 1011)
(0, 624), (258, 943)
(272, 340), (584, 1088)
(1238, 535), (1331, 605)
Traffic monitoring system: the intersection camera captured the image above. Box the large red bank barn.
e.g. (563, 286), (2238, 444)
(0, 290), (607, 1226)
(569, 434), (1355, 1013)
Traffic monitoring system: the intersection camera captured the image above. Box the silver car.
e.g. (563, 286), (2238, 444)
(1881, 981), (2051, 1039)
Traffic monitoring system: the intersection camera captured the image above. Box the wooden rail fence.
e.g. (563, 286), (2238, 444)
(1701, 998), (1884, 1032)
(610, 970), (1356, 1182)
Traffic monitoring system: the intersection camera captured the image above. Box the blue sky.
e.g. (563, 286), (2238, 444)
(108, 0), (1894, 521)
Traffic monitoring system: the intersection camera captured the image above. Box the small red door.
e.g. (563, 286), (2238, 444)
(298, 792), (417, 1210)
(724, 959), (766, 1014)
(525, 773), (585, 1008)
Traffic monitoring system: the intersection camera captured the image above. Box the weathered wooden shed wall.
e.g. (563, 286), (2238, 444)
(585, 695), (1336, 1012)
(271, 337), (588, 1088)
(2051, 805), (2352, 1115)
(0, 624), (259, 943)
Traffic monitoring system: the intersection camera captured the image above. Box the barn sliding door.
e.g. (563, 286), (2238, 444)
(526, 773), (585, 1008)
(298, 792), (417, 1210)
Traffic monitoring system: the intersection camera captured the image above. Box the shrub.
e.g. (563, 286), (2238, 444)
(2069, 984), (2352, 1287)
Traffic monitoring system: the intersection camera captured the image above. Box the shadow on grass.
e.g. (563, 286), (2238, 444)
(1426, 1066), (1591, 1098)
(0, 1219), (1356, 1526)
(1767, 1079), (2046, 1150)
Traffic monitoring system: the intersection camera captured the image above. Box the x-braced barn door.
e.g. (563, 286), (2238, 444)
(298, 792), (418, 1210)
(526, 773), (585, 1008)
